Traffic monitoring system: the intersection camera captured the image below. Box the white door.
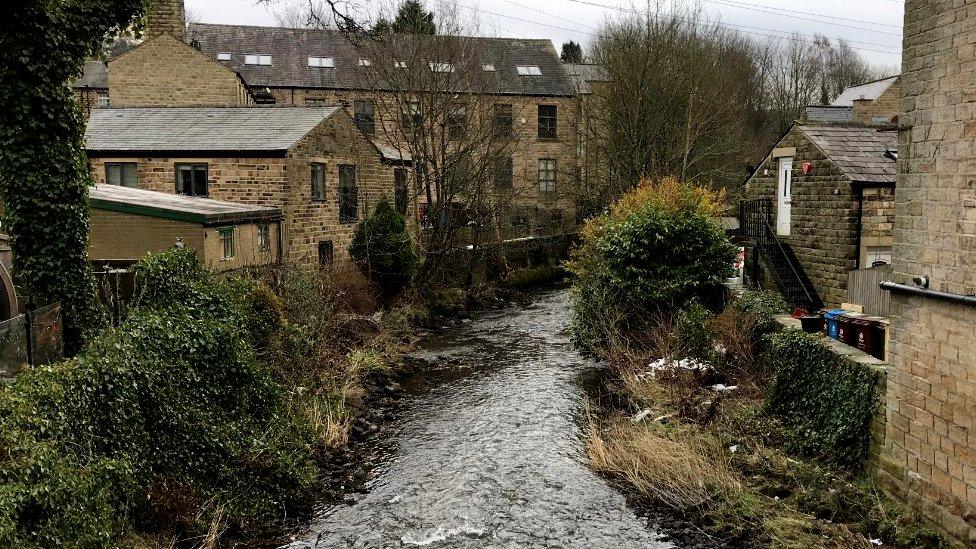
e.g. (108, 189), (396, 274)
(776, 157), (793, 236)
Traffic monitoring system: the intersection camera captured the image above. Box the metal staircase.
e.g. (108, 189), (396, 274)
(739, 199), (823, 312)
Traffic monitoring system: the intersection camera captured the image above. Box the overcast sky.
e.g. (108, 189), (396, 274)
(185, 0), (904, 70)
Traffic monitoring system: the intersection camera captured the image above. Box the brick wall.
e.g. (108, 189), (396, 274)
(877, 0), (976, 544)
(853, 80), (901, 125)
(268, 87), (579, 233)
(745, 126), (859, 307)
(108, 35), (249, 107)
(74, 88), (108, 120)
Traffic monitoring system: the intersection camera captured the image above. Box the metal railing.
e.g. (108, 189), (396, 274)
(0, 302), (63, 378)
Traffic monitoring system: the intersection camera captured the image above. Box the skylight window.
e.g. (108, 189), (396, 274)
(482, 64), (496, 72)
(308, 56), (335, 68)
(358, 59), (372, 67)
(394, 60), (407, 69)
(430, 62), (455, 73)
(245, 54), (272, 66)
(217, 52), (232, 61)
(516, 65), (542, 76)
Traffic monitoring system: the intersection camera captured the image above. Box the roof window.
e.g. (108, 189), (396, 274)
(516, 65), (542, 76)
(217, 52), (232, 61)
(430, 62), (455, 73)
(308, 56), (335, 68)
(394, 60), (407, 69)
(245, 54), (272, 66)
(359, 59), (372, 67)
(482, 64), (496, 72)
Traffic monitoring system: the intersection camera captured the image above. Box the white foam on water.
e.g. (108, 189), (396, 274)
(400, 523), (487, 546)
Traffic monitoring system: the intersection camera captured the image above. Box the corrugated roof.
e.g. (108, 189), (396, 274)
(563, 63), (607, 94)
(799, 124), (897, 184)
(85, 106), (340, 152)
(831, 76), (898, 107)
(186, 23), (576, 96)
(805, 105), (853, 123)
(90, 184), (282, 225)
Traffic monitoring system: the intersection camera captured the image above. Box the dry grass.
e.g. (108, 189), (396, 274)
(586, 408), (740, 509)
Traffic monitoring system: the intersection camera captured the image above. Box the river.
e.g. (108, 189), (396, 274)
(288, 289), (669, 548)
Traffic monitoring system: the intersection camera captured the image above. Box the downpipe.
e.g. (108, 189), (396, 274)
(879, 280), (976, 307)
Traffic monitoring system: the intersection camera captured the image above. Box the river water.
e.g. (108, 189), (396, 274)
(289, 289), (670, 548)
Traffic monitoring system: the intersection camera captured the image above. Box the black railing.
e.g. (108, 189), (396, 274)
(739, 199), (822, 312)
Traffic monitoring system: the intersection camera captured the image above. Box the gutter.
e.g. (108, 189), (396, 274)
(880, 281), (976, 307)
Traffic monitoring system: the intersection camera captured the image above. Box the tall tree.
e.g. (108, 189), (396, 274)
(0, 0), (144, 353)
(390, 0), (436, 35)
(561, 40), (584, 63)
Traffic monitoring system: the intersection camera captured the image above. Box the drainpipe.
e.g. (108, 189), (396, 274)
(854, 186), (864, 270)
(276, 221), (284, 265)
(880, 281), (976, 307)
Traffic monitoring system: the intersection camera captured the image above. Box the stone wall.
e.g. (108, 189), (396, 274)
(744, 126), (859, 307)
(859, 185), (895, 267)
(146, 0), (185, 40)
(108, 35), (249, 107)
(879, 1), (976, 544)
(854, 80), (901, 125)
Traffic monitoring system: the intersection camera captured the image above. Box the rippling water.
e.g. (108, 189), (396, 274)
(289, 289), (670, 548)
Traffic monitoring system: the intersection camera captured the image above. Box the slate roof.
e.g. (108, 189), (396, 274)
(805, 105), (853, 124)
(90, 184), (282, 225)
(799, 124), (897, 184)
(370, 140), (412, 163)
(75, 60), (108, 89)
(185, 23), (576, 96)
(831, 76), (898, 107)
(563, 63), (607, 94)
(85, 106), (341, 153)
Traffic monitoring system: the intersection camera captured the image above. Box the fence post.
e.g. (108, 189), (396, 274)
(24, 296), (34, 367)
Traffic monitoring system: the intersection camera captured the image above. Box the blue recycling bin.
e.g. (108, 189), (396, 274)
(823, 309), (846, 340)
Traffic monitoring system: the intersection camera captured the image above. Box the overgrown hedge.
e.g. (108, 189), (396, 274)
(764, 329), (881, 467)
(0, 249), (317, 547)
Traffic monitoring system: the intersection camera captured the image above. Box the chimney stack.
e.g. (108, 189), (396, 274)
(146, 0), (186, 41)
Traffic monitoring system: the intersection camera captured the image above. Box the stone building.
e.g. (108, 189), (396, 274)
(874, 1), (976, 544)
(89, 184), (282, 272)
(742, 122), (896, 309)
(85, 106), (398, 265)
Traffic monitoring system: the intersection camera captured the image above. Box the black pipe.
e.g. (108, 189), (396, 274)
(879, 280), (976, 306)
(854, 187), (864, 270)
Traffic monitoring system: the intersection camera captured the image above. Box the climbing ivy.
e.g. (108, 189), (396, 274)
(764, 329), (881, 468)
(0, 1), (146, 353)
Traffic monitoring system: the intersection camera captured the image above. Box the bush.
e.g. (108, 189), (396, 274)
(0, 249), (314, 547)
(673, 301), (713, 362)
(568, 177), (735, 352)
(349, 198), (417, 299)
(763, 329), (881, 467)
(729, 290), (789, 341)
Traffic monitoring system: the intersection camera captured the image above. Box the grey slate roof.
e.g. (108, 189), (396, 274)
(831, 76), (898, 106)
(370, 140), (412, 163)
(75, 60), (108, 89)
(90, 184), (282, 225)
(804, 105), (853, 123)
(799, 124), (897, 184)
(85, 106), (341, 152)
(563, 63), (607, 94)
(186, 23), (576, 96)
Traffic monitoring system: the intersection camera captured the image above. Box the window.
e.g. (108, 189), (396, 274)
(311, 162), (326, 201)
(217, 52), (232, 61)
(516, 65), (542, 76)
(394, 168), (408, 215)
(482, 64), (496, 72)
(447, 104), (466, 139)
(429, 62), (454, 73)
(338, 165), (357, 223)
(258, 224), (271, 252)
(307, 56), (335, 68)
(538, 158), (556, 192)
(493, 157), (513, 188)
(358, 58), (372, 66)
(394, 60), (407, 69)
(305, 98), (326, 106)
(354, 100), (375, 134)
(318, 240), (334, 267)
(245, 54), (272, 65)
(98, 94), (110, 107)
(401, 102), (422, 130)
(538, 105), (557, 139)
(105, 162), (137, 188)
(175, 163), (208, 196)
(219, 228), (235, 260)
(494, 104), (513, 137)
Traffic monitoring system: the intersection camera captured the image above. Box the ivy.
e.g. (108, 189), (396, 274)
(764, 329), (881, 468)
(0, 1), (147, 353)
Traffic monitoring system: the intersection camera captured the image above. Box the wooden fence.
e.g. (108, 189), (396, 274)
(847, 265), (893, 316)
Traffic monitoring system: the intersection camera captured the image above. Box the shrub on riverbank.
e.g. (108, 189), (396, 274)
(568, 177), (735, 353)
(350, 198), (418, 300)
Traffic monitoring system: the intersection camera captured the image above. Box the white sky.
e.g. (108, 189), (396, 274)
(185, 0), (904, 70)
